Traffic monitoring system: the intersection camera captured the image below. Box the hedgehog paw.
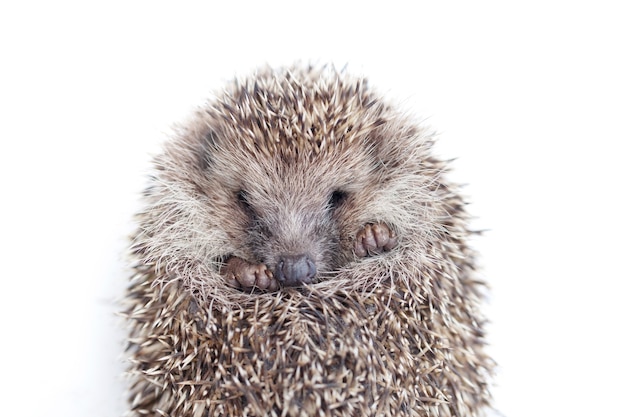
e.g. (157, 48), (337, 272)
(223, 257), (279, 291)
(354, 222), (398, 257)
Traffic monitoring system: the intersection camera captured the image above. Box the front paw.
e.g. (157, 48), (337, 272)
(354, 222), (398, 258)
(223, 257), (279, 291)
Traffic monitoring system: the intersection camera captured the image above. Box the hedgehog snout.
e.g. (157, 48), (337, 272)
(274, 253), (316, 287)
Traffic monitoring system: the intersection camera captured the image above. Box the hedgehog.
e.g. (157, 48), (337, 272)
(124, 64), (493, 417)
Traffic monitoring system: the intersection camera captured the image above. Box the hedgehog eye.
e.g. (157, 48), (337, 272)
(328, 190), (348, 209)
(236, 190), (255, 216)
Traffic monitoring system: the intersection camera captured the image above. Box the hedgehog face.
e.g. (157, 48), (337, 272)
(197, 130), (383, 286)
(139, 67), (434, 299)
(228, 164), (342, 285)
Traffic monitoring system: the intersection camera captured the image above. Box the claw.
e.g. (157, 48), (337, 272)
(354, 222), (398, 257)
(223, 257), (279, 291)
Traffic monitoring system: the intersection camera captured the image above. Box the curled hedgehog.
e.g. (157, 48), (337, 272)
(125, 65), (493, 416)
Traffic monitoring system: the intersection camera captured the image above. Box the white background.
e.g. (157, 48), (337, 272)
(1, 1), (624, 416)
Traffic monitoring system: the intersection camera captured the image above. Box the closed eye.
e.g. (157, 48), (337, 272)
(328, 190), (348, 209)
(237, 190), (255, 217)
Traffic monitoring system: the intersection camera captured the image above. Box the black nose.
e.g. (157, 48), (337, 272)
(275, 254), (316, 287)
